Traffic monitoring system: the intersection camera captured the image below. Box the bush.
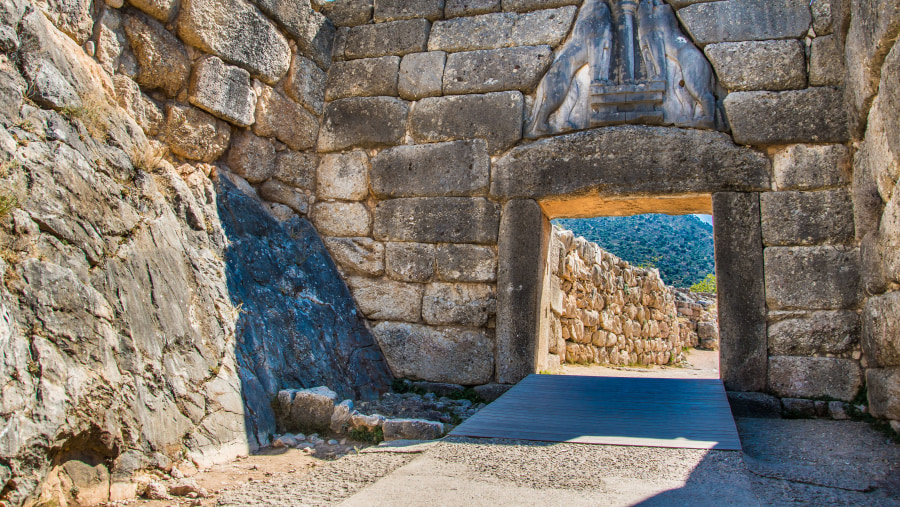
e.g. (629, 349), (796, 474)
(689, 273), (716, 293)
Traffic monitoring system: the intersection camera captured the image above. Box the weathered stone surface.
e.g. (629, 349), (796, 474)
(252, 0), (335, 70)
(492, 126), (770, 201)
(704, 40), (806, 92)
(128, 0), (177, 22)
(330, 399), (354, 432)
(274, 151), (317, 191)
(323, 237), (385, 276)
(318, 97), (409, 151)
(878, 29), (900, 161)
(385, 242), (435, 282)
(435, 244), (497, 282)
(764, 246), (860, 310)
(33, 0), (93, 44)
(373, 197), (501, 244)
(496, 199), (549, 383)
(112, 74), (165, 136)
(811, 0), (833, 35)
(445, 0), (500, 17)
(164, 103), (231, 162)
(867, 367), (900, 419)
(374, 0), (444, 22)
(325, 56), (400, 100)
(773, 144), (850, 191)
(677, 0), (812, 46)
(423, 282), (495, 326)
(341, 19), (430, 59)
(188, 56), (256, 127)
(767, 310), (859, 356)
(372, 321), (494, 384)
(260, 180), (309, 213)
(317, 151), (369, 201)
(254, 87), (319, 151)
(317, 0), (373, 26)
(124, 13), (191, 97)
(501, 0), (579, 12)
(724, 88), (849, 145)
(760, 189), (855, 246)
(371, 139), (489, 198)
(347, 277), (423, 321)
(428, 7), (577, 52)
(409, 91), (523, 154)
(714, 192), (767, 392)
(726, 392), (782, 418)
(860, 99), (900, 205)
(809, 35), (844, 86)
(311, 201), (372, 236)
(281, 387), (338, 433)
(768, 356), (862, 401)
(781, 398), (817, 418)
(398, 51), (446, 100)
(177, 0), (291, 84)
(284, 55), (327, 116)
(862, 291), (900, 368)
(443, 45), (552, 94)
(853, 118), (889, 244)
(227, 130), (276, 183)
(382, 419), (444, 441)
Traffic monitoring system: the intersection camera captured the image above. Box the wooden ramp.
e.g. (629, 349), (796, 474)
(451, 374), (742, 450)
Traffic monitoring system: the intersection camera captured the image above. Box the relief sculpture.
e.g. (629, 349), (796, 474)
(525, 0), (717, 138)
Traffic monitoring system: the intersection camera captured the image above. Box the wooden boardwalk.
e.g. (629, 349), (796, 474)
(451, 374), (742, 450)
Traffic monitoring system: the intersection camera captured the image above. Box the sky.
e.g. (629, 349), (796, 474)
(694, 214), (713, 226)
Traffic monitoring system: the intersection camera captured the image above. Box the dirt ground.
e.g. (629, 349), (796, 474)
(560, 348), (720, 379)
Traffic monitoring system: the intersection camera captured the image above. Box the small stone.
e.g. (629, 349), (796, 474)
(252, 0), (335, 70)
(782, 398), (816, 418)
(128, 0), (177, 22)
(327, 439), (339, 445)
(383, 419), (445, 440)
(164, 103), (231, 162)
(828, 400), (850, 420)
(331, 400), (354, 433)
(145, 482), (170, 500)
(317, 0), (373, 27)
(226, 131), (276, 183)
(349, 413), (385, 431)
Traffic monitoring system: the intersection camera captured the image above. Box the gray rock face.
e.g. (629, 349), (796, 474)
(445, 0), (500, 17)
(370, 139), (490, 198)
(33, 0), (93, 43)
(443, 45), (552, 94)
(188, 56), (256, 127)
(124, 13), (191, 97)
(227, 130), (276, 183)
(760, 189), (855, 246)
(385, 242), (435, 282)
(773, 144), (850, 191)
(867, 367), (900, 419)
(677, 0), (812, 46)
(409, 91), (524, 154)
(373, 197), (501, 244)
(259, 180), (309, 213)
(862, 291), (900, 368)
(491, 126), (770, 201)
(725, 87), (849, 145)
(374, 0), (444, 22)
(764, 246), (860, 310)
(501, 0), (580, 12)
(177, 0), (291, 84)
(809, 34), (844, 86)
(704, 40), (807, 91)
(274, 151), (317, 190)
(317, 151), (369, 201)
(318, 97), (410, 151)
(428, 6), (577, 52)
(382, 418), (445, 440)
(340, 19), (431, 59)
(325, 56), (400, 100)
(310, 201), (372, 237)
(347, 276), (423, 321)
(317, 0), (373, 26)
(284, 55), (327, 115)
(251, 0), (335, 70)
(372, 321), (495, 384)
(128, 0), (178, 22)
(399, 51), (446, 100)
(422, 282), (495, 326)
(768, 356), (862, 401)
(767, 310), (860, 356)
(435, 244), (497, 282)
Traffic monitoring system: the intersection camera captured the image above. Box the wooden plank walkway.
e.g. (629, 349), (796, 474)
(451, 374), (742, 450)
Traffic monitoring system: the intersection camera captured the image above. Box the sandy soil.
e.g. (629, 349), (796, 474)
(560, 348), (720, 379)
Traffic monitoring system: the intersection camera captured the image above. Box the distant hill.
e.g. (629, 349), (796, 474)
(552, 214), (715, 288)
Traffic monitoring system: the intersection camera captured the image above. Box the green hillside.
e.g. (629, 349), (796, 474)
(552, 214), (715, 288)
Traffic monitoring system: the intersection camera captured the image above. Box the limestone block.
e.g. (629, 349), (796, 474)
(373, 197), (501, 244)
(317, 151), (369, 201)
(760, 189), (854, 246)
(767, 310), (859, 356)
(274, 151), (317, 191)
(254, 87), (319, 151)
(866, 367), (900, 419)
(349, 412), (384, 431)
(177, 0), (291, 84)
(409, 91), (523, 154)
(859, 99), (900, 205)
(188, 56), (256, 127)
(323, 237), (385, 276)
(445, 0), (500, 17)
(164, 103), (231, 162)
(422, 282), (495, 326)
(877, 39), (900, 164)
(859, 187), (900, 295)
(374, 0), (444, 22)
(371, 139), (490, 198)
(318, 97), (409, 151)
(704, 40), (806, 92)
(724, 88), (849, 145)
(311, 202), (371, 236)
(399, 51), (446, 100)
(500, 0), (579, 12)
(427, 7), (577, 52)
(33, 0), (93, 44)
(325, 56), (400, 100)
(491, 126), (770, 202)
(372, 321), (494, 384)
(862, 291), (900, 368)
(811, 0), (833, 35)
(435, 244), (497, 282)
(341, 19), (430, 59)
(226, 130), (276, 183)
(677, 0), (812, 46)
(288, 386), (338, 432)
(809, 35), (844, 86)
(251, 0), (335, 70)
(385, 242), (435, 282)
(443, 45), (552, 94)
(330, 400), (354, 432)
(284, 55), (327, 115)
(260, 180), (309, 213)
(764, 246), (860, 310)
(773, 144), (850, 191)
(124, 13), (191, 97)
(382, 419), (444, 440)
(347, 277), (423, 321)
(768, 356), (862, 401)
(128, 0), (177, 22)
(317, 0), (373, 26)
(112, 74), (164, 136)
